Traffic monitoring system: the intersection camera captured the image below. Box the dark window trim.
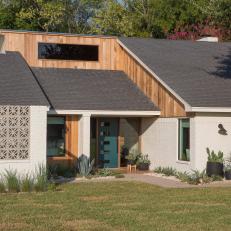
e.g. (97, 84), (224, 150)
(178, 118), (190, 162)
(38, 42), (99, 61)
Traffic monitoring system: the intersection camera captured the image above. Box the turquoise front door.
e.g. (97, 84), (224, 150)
(98, 118), (118, 168)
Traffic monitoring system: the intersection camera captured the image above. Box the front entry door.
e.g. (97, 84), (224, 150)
(98, 118), (118, 168)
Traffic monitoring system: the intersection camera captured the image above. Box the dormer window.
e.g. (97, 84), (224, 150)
(38, 43), (99, 61)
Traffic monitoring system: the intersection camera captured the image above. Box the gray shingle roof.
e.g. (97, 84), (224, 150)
(32, 68), (158, 111)
(0, 52), (49, 106)
(119, 38), (231, 107)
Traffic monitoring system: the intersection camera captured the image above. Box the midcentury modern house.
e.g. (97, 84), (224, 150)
(0, 30), (230, 174)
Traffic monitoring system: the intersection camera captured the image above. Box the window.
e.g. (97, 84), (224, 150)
(178, 119), (190, 161)
(38, 43), (99, 61)
(47, 117), (65, 157)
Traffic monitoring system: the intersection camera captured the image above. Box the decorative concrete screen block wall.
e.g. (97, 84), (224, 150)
(0, 106), (48, 174)
(0, 106), (30, 160)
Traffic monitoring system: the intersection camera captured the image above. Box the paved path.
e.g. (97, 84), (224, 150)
(124, 173), (231, 188)
(124, 173), (194, 188)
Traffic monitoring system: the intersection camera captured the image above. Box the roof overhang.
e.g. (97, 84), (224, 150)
(190, 107), (231, 113)
(48, 109), (160, 117)
(117, 39), (192, 110)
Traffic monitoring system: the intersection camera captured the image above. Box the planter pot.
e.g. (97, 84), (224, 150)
(206, 162), (224, 177)
(224, 171), (231, 180)
(137, 163), (150, 171)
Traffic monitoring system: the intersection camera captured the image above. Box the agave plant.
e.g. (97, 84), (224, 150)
(76, 154), (94, 177)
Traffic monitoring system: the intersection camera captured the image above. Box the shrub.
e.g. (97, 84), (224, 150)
(21, 174), (34, 192)
(47, 182), (57, 191)
(76, 154), (94, 177)
(34, 164), (48, 192)
(48, 164), (76, 178)
(175, 171), (190, 182)
(97, 168), (113, 177)
(211, 174), (223, 181)
(154, 166), (163, 174)
(4, 169), (20, 193)
(0, 179), (5, 193)
(154, 166), (177, 176)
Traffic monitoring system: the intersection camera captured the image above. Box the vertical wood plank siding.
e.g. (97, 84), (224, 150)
(1, 31), (118, 70)
(115, 44), (186, 117)
(1, 31), (186, 117)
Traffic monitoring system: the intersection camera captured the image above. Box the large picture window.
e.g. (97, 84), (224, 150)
(178, 119), (190, 161)
(38, 43), (99, 61)
(47, 117), (65, 157)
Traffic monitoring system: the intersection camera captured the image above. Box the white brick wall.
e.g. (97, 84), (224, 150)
(0, 106), (48, 175)
(192, 113), (231, 171)
(141, 114), (231, 172)
(141, 117), (194, 172)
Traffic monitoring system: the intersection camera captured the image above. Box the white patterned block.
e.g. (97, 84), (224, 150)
(0, 106), (30, 160)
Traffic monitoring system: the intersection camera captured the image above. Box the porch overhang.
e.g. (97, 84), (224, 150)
(48, 109), (160, 117)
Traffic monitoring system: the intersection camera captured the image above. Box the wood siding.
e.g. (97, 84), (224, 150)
(1, 31), (118, 70)
(115, 44), (186, 117)
(1, 30), (187, 117)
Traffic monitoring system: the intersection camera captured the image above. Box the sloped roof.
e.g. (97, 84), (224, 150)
(32, 68), (158, 111)
(119, 38), (231, 107)
(0, 52), (49, 106)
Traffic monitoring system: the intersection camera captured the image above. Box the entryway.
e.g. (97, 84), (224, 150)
(98, 118), (118, 168)
(90, 117), (141, 169)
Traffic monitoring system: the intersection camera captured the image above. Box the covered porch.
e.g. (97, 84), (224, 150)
(47, 110), (159, 169)
(34, 67), (160, 169)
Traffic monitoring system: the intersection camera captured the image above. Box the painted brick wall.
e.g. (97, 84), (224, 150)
(141, 117), (194, 172)
(0, 106), (48, 175)
(192, 113), (231, 171)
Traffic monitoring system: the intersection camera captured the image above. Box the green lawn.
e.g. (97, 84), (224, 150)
(0, 181), (231, 231)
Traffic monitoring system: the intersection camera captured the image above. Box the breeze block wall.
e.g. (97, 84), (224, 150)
(0, 106), (47, 175)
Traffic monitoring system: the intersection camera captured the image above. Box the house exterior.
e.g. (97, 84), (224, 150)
(0, 30), (231, 174)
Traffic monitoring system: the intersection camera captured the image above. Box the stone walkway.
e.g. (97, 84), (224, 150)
(124, 173), (194, 188)
(56, 173), (231, 188)
(124, 173), (231, 188)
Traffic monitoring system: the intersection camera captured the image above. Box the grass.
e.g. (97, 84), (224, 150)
(0, 181), (231, 231)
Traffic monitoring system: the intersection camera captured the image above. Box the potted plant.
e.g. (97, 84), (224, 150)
(224, 154), (231, 180)
(126, 151), (140, 165)
(206, 148), (224, 177)
(137, 154), (151, 171)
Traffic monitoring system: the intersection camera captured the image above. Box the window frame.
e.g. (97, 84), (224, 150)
(38, 42), (99, 62)
(47, 116), (66, 158)
(178, 118), (190, 162)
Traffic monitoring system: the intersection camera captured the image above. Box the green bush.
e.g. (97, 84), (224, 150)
(21, 174), (34, 192)
(211, 174), (223, 181)
(153, 166), (163, 174)
(34, 164), (48, 192)
(47, 182), (57, 191)
(175, 171), (190, 182)
(0, 179), (5, 193)
(154, 166), (177, 176)
(48, 164), (76, 178)
(97, 168), (114, 177)
(4, 169), (20, 193)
